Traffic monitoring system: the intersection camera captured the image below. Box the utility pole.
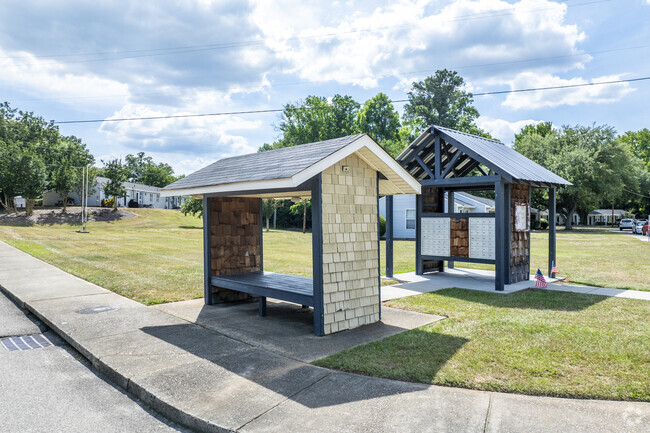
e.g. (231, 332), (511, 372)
(77, 165), (90, 234)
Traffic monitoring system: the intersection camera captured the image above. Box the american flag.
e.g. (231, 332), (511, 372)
(551, 261), (558, 274)
(535, 269), (547, 288)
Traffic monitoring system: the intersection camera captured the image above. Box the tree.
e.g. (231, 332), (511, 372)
(124, 152), (178, 187)
(262, 95), (361, 150)
(180, 197), (203, 218)
(101, 159), (128, 209)
(515, 124), (643, 229)
(261, 199), (282, 231)
(0, 102), (59, 213)
(403, 69), (481, 135)
(355, 93), (400, 143)
(49, 136), (95, 211)
(618, 129), (650, 171)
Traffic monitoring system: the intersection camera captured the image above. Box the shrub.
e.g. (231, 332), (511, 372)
(101, 198), (115, 208)
(379, 215), (386, 237)
(540, 218), (549, 230)
(34, 198), (43, 207)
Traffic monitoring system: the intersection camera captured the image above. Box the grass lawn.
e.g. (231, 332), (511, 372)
(315, 288), (650, 401)
(0, 209), (649, 305)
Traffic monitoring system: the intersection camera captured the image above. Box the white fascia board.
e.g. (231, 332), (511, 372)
(160, 177), (296, 197)
(292, 135), (421, 194)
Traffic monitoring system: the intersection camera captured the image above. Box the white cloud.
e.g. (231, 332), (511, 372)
(250, 0), (586, 88)
(502, 72), (634, 110)
(0, 48), (129, 107)
(476, 117), (545, 144)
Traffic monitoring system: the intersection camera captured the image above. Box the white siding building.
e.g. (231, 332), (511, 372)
(43, 177), (187, 209)
(379, 192), (496, 239)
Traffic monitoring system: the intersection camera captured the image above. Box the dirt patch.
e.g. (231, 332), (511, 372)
(0, 207), (136, 225)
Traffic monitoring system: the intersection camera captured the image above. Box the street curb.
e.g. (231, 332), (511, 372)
(0, 284), (232, 433)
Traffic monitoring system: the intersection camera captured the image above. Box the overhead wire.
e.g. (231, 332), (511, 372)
(51, 75), (650, 125)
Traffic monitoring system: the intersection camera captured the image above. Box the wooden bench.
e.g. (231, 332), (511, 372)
(210, 271), (314, 316)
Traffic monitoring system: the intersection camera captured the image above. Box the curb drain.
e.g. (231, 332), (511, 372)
(2, 334), (52, 351)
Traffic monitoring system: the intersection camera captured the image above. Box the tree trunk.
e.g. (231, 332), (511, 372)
(113, 196), (118, 211)
(302, 199), (307, 234)
(266, 216), (270, 231)
(25, 199), (34, 217)
(62, 191), (69, 212)
(564, 205), (577, 230)
(611, 201), (615, 228)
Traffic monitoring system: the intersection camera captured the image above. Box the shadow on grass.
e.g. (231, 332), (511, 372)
(178, 226), (202, 229)
(422, 288), (607, 312)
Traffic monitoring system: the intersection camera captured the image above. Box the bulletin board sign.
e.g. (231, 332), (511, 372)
(514, 203), (529, 232)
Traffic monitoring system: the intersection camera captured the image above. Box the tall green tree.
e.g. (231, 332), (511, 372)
(261, 95), (361, 150)
(355, 93), (400, 143)
(49, 135), (95, 211)
(101, 159), (128, 209)
(403, 69), (482, 137)
(515, 124), (643, 229)
(0, 102), (59, 213)
(618, 128), (650, 171)
(124, 151), (178, 187)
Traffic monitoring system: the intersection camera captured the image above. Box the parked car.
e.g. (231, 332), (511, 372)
(634, 220), (647, 234)
(643, 222), (650, 236)
(619, 218), (635, 230)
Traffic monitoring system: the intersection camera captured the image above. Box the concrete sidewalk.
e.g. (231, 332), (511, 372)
(1, 240), (648, 433)
(382, 268), (650, 302)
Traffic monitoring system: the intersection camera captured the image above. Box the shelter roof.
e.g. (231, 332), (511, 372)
(162, 134), (420, 197)
(396, 126), (571, 188)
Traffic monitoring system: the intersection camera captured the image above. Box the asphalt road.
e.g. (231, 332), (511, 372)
(0, 292), (187, 433)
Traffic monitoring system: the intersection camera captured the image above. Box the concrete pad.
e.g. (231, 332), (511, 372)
(0, 292), (43, 337)
(240, 372), (491, 433)
(83, 323), (251, 388)
(0, 274), (110, 304)
(26, 293), (185, 358)
(155, 300), (443, 363)
(486, 392), (650, 433)
(130, 349), (329, 431)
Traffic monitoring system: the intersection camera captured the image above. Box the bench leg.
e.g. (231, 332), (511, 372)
(259, 296), (267, 317)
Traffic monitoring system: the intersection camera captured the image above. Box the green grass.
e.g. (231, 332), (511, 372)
(1, 210), (649, 306)
(315, 288), (650, 401)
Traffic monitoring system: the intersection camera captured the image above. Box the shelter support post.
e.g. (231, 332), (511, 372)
(494, 180), (506, 291)
(528, 187), (532, 279)
(259, 297), (267, 316)
(311, 174), (324, 336)
(203, 196), (213, 305)
(447, 190), (455, 269)
(386, 195), (394, 278)
(415, 193), (423, 275)
(504, 183), (511, 284)
(548, 187), (557, 278)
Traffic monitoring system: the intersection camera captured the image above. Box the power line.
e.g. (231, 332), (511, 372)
(52, 75), (650, 125)
(1, 0), (613, 65)
(9, 42), (650, 104)
(623, 188), (650, 199)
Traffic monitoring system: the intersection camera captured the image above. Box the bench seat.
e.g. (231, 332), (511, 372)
(211, 271), (314, 316)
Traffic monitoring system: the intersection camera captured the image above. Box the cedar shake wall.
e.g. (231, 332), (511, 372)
(421, 186), (444, 271)
(321, 154), (379, 335)
(209, 196), (261, 303)
(450, 218), (469, 257)
(510, 184), (530, 283)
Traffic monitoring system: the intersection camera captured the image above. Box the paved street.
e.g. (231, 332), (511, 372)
(0, 292), (186, 433)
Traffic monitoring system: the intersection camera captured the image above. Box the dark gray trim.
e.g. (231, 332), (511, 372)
(437, 130), (515, 183)
(441, 149), (462, 178)
(203, 196), (213, 305)
(415, 193), (423, 275)
(415, 155), (435, 179)
(377, 172), (382, 320)
(385, 195), (394, 278)
(422, 255), (496, 265)
(548, 187), (557, 278)
(420, 175), (500, 187)
(422, 212), (495, 218)
(447, 191), (455, 269)
(311, 174), (324, 336)
(494, 179), (506, 291)
(528, 186), (532, 279)
(503, 183), (511, 284)
(260, 199), (264, 272)
(434, 134), (441, 178)
(437, 188), (445, 273)
(259, 297), (267, 316)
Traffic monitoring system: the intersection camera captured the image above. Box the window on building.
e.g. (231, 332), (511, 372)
(150, 193), (153, 201)
(156, 194), (159, 203)
(405, 209), (416, 230)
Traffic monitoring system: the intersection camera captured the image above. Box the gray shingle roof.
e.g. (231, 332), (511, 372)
(397, 126), (571, 187)
(164, 134), (365, 191)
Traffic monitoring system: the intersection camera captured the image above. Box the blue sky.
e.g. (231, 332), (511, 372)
(1, 0), (649, 175)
